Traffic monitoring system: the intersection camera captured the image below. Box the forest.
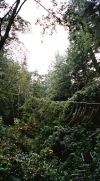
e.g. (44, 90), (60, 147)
(0, 0), (100, 180)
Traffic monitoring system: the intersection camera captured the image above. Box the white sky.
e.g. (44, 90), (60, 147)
(7, 0), (69, 74)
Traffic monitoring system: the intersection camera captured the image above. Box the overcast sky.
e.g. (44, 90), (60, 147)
(7, 0), (69, 74)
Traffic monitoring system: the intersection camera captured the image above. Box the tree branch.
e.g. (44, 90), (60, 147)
(14, 0), (28, 18)
(0, 0), (20, 50)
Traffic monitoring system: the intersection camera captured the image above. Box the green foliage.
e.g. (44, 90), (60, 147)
(21, 97), (67, 125)
(63, 0), (100, 76)
(70, 80), (100, 102)
(47, 54), (72, 100)
(0, 114), (100, 180)
(0, 53), (32, 125)
(31, 71), (47, 98)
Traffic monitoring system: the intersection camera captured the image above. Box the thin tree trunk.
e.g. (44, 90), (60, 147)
(90, 48), (100, 75)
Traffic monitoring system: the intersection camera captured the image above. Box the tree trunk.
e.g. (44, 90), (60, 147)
(90, 48), (100, 75)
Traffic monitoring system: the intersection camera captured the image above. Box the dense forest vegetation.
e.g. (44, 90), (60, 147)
(0, 0), (100, 180)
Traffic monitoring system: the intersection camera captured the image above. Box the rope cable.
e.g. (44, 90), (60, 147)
(68, 104), (79, 125)
(65, 103), (75, 122)
(67, 101), (100, 105)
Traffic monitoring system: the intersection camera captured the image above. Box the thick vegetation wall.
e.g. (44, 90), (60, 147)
(0, 82), (100, 180)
